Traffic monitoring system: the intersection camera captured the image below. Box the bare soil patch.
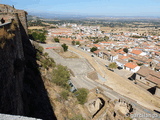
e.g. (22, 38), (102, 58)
(28, 26), (44, 30)
(58, 51), (79, 58)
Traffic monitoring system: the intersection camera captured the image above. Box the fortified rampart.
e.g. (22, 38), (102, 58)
(0, 4), (28, 33)
(0, 16), (24, 115)
(0, 4), (56, 120)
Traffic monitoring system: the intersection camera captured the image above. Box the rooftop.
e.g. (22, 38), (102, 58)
(124, 62), (138, 69)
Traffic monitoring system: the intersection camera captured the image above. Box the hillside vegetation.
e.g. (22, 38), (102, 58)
(33, 42), (89, 119)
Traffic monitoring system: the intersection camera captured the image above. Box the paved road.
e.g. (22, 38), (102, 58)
(40, 43), (160, 120)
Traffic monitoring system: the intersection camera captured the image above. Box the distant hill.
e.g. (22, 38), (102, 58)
(28, 11), (160, 20)
(27, 15), (42, 21)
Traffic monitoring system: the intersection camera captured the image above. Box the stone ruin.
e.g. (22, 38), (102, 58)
(114, 99), (133, 116)
(85, 88), (134, 120)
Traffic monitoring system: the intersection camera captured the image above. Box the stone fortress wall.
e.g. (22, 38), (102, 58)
(0, 4), (26, 115)
(0, 4), (57, 120)
(0, 4), (28, 33)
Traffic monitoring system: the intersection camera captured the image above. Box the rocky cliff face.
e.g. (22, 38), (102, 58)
(0, 4), (57, 120)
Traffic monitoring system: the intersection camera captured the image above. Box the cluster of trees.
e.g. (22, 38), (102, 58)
(71, 40), (80, 46)
(30, 31), (47, 43)
(35, 43), (89, 107)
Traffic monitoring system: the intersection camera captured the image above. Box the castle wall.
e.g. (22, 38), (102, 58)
(0, 4), (28, 34)
(0, 21), (24, 115)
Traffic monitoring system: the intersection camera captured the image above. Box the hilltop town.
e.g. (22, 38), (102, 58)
(28, 17), (160, 119)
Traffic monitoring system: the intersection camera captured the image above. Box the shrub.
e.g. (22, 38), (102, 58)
(60, 90), (69, 100)
(72, 40), (75, 45)
(51, 64), (70, 89)
(31, 31), (46, 43)
(108, 62), (117, 69)
(90, 47), (97, 52)
(74, 88), (88, 105)
(76, 41), (80, 45)
(54, 38), (60, 43)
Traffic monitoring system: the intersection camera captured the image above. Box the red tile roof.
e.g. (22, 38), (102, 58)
(93, 44), (101, 47)
(131, 50), (142, 55)
(124, 63), (138, 69)
(93, 50), (100, 54)
(137, 67), (160, 85)
(119, 56), (129, 60)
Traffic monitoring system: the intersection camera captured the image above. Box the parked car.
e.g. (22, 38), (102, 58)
(108, 68), (114, 72)
(117, 66), (123, 70)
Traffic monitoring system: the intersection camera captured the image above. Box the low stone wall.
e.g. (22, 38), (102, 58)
(0, 114), (42, 120)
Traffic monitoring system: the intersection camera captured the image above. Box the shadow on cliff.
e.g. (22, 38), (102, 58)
(19, 22), (57, 120)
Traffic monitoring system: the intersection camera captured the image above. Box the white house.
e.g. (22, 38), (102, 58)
(129, 50), (146, 56)
(124, 63), (140, 73)
(116, 59), (127, 69)
(81, 46), (90, 52)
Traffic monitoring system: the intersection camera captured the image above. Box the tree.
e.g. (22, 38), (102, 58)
(90, 47), (97, 52)
(76, 41), (80, 45)
(108, 62), (117, 69)
(74, 88), (88, 105)
(54, 38), (60, 43)
(72, 40), (75, 45)
(123, 48), (128, 53)
(31, 31), (46, 43)
(61, 43), (68, 52)
(32, 32), (38, 40)
(38, 33), (46, 43)
(104, 36), (109, 41)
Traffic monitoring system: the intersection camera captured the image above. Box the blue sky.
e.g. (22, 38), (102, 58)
(1, 0), (160, 16)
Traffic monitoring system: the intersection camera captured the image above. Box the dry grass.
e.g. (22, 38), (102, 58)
(28, 26), (44, 30)
(0, 22), (16, 48)
(58, 51), (79, 58)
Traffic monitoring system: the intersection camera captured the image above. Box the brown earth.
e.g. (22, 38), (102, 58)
(58, 51), (79, 58)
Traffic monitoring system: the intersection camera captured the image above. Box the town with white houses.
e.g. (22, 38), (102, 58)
(48, 23), (160, 94)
